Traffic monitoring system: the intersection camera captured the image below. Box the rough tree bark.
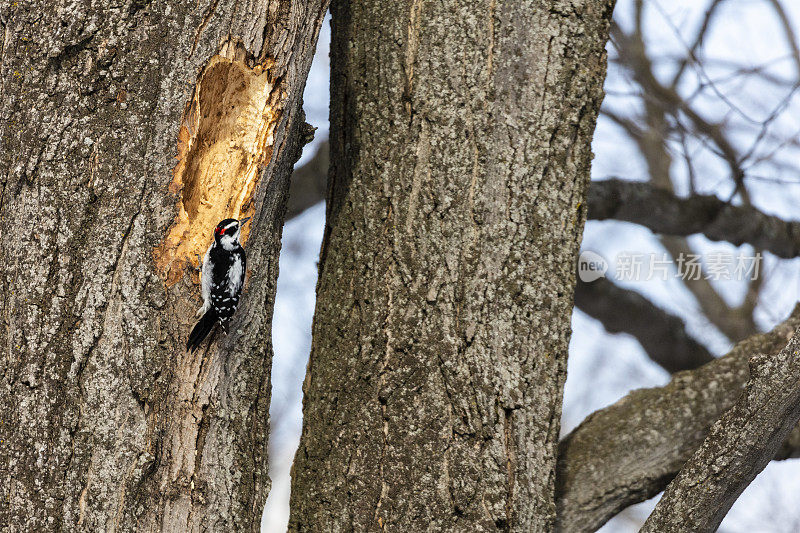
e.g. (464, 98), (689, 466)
(556, 307), (800, 532)
(642, 327), (800, 532)
(288, 146), (800, 375)
(0, 0), (327, 531)
(588, 179), (800, 259)
(289, 0), (615, 531)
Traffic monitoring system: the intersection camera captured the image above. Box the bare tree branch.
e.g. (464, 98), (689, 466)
(766, 0), (800, 77)
(669, 0), (726, 89)
(287, 140), (329, 220)
(589, 179), (800, 259)
(641, 327), (800, 532)
(555, 307), (800, 533)
(609, 18), (763, 341)
(612, 22), (748, 196)
(574, 277), (713, 373)
(556, 8), (800, 528)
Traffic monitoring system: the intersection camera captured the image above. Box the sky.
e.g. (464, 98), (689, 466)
(263, 1), (800, 531)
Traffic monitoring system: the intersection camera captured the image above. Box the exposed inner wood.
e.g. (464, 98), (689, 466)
(155, 39), (283, 285)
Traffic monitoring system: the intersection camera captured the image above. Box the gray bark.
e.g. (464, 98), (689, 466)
(0, 0), (327, 531)
(589, 179), (800, 259)
(289, 0), (615, 531)
(555, 306), (800, 533)
(286, 141), (791, 374)
(286, 184), (715, 374)
(288, 153), (772, 374)
(641, 328), (800, 532)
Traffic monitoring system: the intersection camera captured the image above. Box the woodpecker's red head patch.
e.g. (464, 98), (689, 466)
(215, 218), (239, 239)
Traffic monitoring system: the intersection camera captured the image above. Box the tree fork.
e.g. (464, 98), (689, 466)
(0, 0), (327, 531)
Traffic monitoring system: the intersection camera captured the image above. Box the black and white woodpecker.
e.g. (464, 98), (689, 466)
(186, 217), (250, 353)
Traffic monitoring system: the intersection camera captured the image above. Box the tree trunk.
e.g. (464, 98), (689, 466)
(0, 0), (327, 531)
(289, 0), (615, 530)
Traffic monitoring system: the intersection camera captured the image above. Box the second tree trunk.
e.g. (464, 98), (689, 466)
(289, 0), (615, 530)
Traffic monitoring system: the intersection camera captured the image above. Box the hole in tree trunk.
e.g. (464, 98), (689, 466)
(155, 38), (284, 286)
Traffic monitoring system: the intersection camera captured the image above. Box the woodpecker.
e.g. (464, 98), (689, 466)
(186, 217), (250, 353)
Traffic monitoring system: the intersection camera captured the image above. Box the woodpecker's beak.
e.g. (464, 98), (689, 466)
(239, 217), (251, 226)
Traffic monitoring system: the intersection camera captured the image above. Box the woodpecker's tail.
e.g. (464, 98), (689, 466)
(186, 309), (217, 353)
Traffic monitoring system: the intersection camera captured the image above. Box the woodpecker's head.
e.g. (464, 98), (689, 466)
(214, 217), (250, 250)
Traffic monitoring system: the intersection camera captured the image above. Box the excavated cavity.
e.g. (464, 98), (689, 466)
(155, 40), (283, 285)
